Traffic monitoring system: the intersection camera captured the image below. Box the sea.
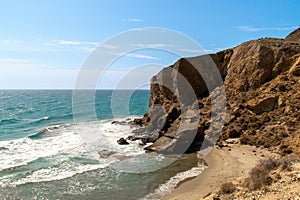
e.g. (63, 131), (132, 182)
(0, 90), (205, 200)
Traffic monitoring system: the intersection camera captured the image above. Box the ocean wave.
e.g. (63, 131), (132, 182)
(140, 161), (207, 200)
(33, 116), (50, 122)
(0, 157), (49, 174)
(27, 116), (52, 125)
(28, 124), (67, 139)
(29, 113), (73, 124)
(0, 117), (145, 187)
(1, 116), (53, 125)
(0, 118), (21, 124)
(0, 131), (83, 172)
(1, 105), (25, 111)
(0, 157), (108, 187)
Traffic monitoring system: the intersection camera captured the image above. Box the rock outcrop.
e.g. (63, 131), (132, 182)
(285, 27), (300, 43)
(129, 28), (300, 155)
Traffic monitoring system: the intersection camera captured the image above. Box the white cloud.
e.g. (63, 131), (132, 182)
(127, 18), (142, 22)
(52, 40), (98, 46)
(110, 52), (159, 60)
(47, 41), (118, 52)
(40, 39), (98, 52)
(179, 48), (212, 54)
(237, 25), (298, 32)
(126, 53), (159, 60)
(54, 40), (82, 45)
(133, 43), (173, 48)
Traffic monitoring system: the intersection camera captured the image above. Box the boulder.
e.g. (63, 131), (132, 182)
(117, 138), (129, 145)
(140, 131), (161, 144)
(133, 118), (143, 125)
(247, 96), (278, 114)
(144, 136), (175, 152)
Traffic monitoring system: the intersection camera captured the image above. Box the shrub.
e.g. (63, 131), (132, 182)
(219, 182), (236, 194)
(278, 156), (295, 171)
(247, 166), (272, 190)
(259, 157), (280, 171)
(246, 156), (294, 191)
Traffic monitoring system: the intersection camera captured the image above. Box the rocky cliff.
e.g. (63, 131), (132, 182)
(131, 28), (300, 155)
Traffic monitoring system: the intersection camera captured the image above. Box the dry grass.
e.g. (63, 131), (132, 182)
(245, 156), (294, 191)
(247, 165), (272, 190)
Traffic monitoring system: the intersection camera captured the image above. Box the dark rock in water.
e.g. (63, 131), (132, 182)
(117, 138), (129, 145)
(148, 131), (162, 142)
(111, 120), (127, 125)
(140, 137), (148, 144)
(140, 131), (162, 144)
(126, 135), (145, 141)
(126, 131), (162, 145)
(0, 147), (9, 151)
(126, 135), (135, 141)
(144, 136), (175, 152)
(133, 118), (143, 125)
(131, 127), (145, 134)
(98, 149), (117, 158)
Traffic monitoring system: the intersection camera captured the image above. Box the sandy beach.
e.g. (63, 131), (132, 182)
(163, 144), (275, 200)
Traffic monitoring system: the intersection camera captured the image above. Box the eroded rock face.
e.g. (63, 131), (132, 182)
(225, 38), (300, 94)
(289, 56), (300, 76)
(285, 27), (300, 43)
(131, 28), (300, 155)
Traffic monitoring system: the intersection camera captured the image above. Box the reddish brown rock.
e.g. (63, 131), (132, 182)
(285, 27), (300, 43)
(289, 56), (300, 76)
(132, 28), (300, 155)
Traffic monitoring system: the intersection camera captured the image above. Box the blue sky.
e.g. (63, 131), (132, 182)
(0, 0), (299, 89)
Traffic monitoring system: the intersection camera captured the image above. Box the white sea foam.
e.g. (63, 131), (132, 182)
(0, 131), (83, 172)
(0, 117), (145, 187)
(141, 161), (207, 200)
(1, 162), (108, 187)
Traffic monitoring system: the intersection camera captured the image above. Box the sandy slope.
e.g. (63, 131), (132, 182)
(163, 144), (275, 200)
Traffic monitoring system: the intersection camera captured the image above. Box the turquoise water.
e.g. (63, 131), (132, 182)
(0, 90), (203, 200)
(0, 90), (149, 140)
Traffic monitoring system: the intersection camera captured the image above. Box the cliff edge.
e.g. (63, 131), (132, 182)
(130, 28), (300, 156)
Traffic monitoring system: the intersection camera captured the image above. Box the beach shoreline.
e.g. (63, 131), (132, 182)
(162, 144), (275, 200)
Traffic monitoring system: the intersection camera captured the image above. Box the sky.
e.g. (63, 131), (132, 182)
(0, 0), (299, 89)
